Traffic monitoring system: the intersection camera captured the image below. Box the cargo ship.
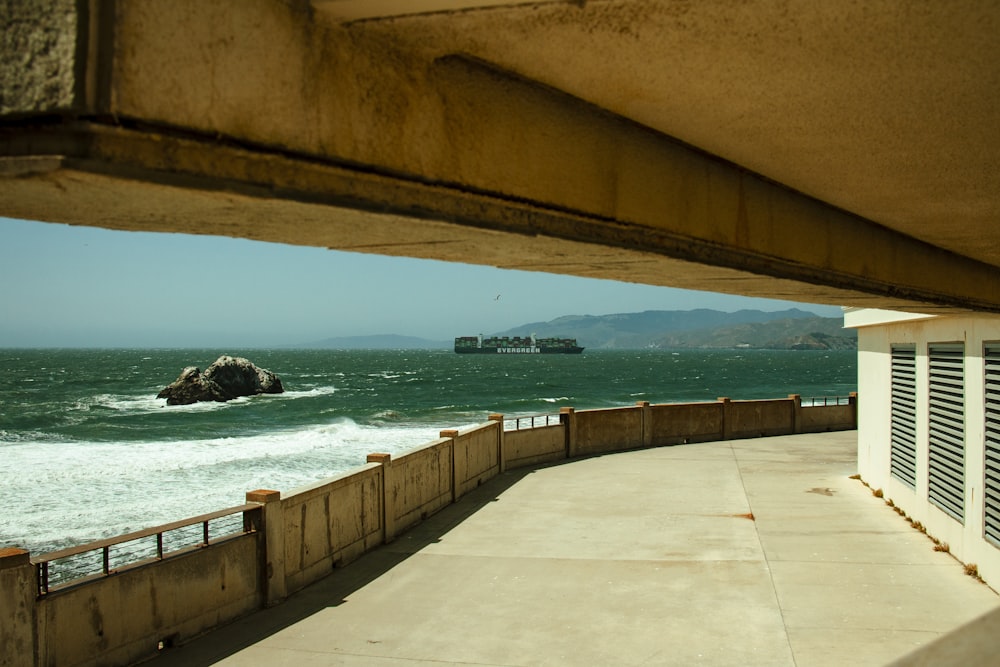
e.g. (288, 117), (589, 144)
(454, 334), (584, 354)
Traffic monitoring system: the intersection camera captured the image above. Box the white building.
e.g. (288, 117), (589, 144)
(847, 308), (1000, 588)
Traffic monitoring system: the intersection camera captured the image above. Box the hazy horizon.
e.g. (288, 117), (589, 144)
(1, 217), (844, 348)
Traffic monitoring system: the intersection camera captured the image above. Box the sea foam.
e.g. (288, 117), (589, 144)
(0, 419), (442, 554)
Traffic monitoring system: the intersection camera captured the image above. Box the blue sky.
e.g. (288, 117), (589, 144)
(0, 217), (842, 348)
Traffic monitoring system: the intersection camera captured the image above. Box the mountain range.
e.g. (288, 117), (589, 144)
(293, 308), (855, 351)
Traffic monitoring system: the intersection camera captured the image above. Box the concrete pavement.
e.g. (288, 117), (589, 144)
(148, 432), (999, 666)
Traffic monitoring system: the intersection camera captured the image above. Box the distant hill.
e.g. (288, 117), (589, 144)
(646, 316), (855, 350)
(290, 308), (855, 351)
(494, 308), (855, 350)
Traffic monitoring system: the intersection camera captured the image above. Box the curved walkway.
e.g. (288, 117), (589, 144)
(150, 432), (998, 666)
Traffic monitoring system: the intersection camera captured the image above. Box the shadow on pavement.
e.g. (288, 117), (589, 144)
(146, 466), (536, 666)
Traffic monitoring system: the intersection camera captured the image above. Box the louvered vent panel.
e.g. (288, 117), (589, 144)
(890, 346), (917, 487)
(927, 343), (965, 522)
(984, 346), (1000, 546)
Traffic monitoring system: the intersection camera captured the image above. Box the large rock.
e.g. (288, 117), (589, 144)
(157, 356), (284, 405)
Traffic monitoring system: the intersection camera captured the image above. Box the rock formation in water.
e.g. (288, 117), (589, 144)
(157, 355), (284, 405)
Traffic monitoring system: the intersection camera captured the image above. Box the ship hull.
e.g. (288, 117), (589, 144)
(455, 334), (584, 354)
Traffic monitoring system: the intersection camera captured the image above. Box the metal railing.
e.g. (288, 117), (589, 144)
(33, 503), (261, 594)
(505, 413), (563, 431)
(802, 395), (854, 406)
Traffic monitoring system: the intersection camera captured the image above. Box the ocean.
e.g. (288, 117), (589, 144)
(0, 348), (856, 555)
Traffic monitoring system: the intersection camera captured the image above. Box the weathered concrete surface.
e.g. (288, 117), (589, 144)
(36, 537), (262, 667)
(0, 0), (78, 114)
(0, 548), (33, 667)
(147, 432), (999, 666)
(1, 1), (999, 313)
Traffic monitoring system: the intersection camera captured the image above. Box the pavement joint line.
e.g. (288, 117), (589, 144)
(259, 644), (506, 666)
(729, 439), (799, 667)
(381, 549), (770, 566)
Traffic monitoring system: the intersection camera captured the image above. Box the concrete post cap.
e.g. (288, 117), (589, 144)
(246, 489), (281, 503)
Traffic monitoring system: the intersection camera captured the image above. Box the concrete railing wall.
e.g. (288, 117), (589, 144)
(724, 398), (797, 439)
(647, 401), (724, 446)
(801, 403), (857, 433)
(1, 549), (35, 666)
(278, 464), (385, 597)
(36, 536), (262, 667)
(388, 437), (456, 539)
(503, 424), (566, 469)
(570, 406), (646, 457)
(2, 395), (856, 667)
(0, 533), (264, 667)
(452, 422), (502, 497)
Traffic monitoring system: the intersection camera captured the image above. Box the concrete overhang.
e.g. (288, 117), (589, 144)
(842, 308), (941, 330)
(2, 0), (999, 313)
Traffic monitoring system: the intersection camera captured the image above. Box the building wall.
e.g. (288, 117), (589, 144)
(854, 312), (1000, 587)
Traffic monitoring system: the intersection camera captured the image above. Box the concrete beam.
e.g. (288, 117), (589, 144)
(311, 0), (549, 23)
(2, 0), (999, 313)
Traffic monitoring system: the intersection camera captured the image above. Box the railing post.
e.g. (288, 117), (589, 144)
(441, 429), (459, 502)
(489, 414), (506, 472)
(1, 547), (36, 667)
(849, 391), (859, 429)
(718, 397), (732, 440)
(246, 489), (286, 607)
(636, 401), (652, 447)
(368, 453), (395, 543)
(560, 407), (577, 458)
(788, 394), (802, 434)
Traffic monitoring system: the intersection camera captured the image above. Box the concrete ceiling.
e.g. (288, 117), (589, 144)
(1, 0), (998, 314)
(314, 0), (1000, 268)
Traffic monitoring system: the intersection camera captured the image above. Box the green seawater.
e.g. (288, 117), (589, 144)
(0, 348), (856, 553)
